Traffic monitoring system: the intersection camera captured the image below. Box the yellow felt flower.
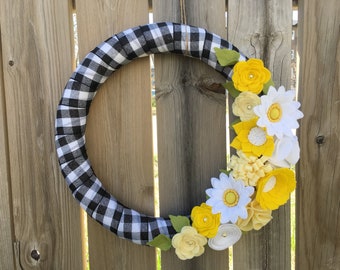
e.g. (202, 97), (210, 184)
(172, 226), (207, 260)
(232, 58), (271, 94)
(230, 118), (274, 157)
(236, 200), (272, 231)
(191, 203), (221, 238)
(230, 150), (273, 186)
(255, 168), (296, 210)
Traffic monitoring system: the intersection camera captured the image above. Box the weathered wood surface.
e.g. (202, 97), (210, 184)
(296, 0), (340, 269)
(153, 0), (229, 269)
(228, 1), (292, 269)
(75, 0), (155, 269)
(0, 0), (339, 269)
(0, 21), (16, 270)
(0, 0), (83, 269)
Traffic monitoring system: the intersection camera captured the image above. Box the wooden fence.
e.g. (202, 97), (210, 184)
(0, 0), (338, 269)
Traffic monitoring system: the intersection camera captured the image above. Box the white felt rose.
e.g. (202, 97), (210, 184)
(208, 224), (242, 251)
(269, 135), (300, 167)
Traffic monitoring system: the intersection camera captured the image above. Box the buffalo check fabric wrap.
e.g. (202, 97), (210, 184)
(55, 22), (246, 245)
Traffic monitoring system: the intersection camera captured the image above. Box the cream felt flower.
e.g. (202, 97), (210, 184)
(172, 226), (207, 260)
(208, 224), (242, 251)
(230, 150), (273, 186)
(236, 200), (272, 231)
(206, 173), (254, 223)
(253, 86), (304, 139)
(232, 91), (261, 121)
(269, 135), (300, 167)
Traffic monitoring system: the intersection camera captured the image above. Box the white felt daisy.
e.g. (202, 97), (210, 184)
(269, 135), (300, 168)
(253, 86), (304, 139)
(206, 173), (254, 224)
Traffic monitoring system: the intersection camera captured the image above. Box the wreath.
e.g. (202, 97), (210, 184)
(55, 22), (303, 260)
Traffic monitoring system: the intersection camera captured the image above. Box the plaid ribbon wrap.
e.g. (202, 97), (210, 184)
(55, 22), (246, 245)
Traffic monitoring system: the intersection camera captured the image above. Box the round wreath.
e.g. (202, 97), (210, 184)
(55, 22), (303, 260)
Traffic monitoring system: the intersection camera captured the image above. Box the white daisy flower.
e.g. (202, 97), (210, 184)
(208, 224), (242, 251)
(253, 86), (304, 139)
(269, 135), (300, 168)
(206, 173), (254, 224)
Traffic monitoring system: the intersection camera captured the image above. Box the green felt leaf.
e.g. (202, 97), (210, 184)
(263, 78), (275, 94)
(230, 118), (241, 128)
(147, 234), (172, 251)
(223, 81), (241, 98)
(169, 215), (190, 233)
(214, 48), (240, 67)
(219, 169), (232, 175)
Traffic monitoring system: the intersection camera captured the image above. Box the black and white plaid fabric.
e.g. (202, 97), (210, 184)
(55, 22), (247, 245)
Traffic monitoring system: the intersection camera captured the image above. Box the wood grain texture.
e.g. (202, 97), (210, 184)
(75, 1), (155, 269)
(153, 0), (229, 269)
(228, 1), (292, 269)
(0, 0), (83, 269)
(296, 0), (340, 269)
(228, 0), (292, 96)
(0, 26), (16, 270)
(1, 1), (337, 269)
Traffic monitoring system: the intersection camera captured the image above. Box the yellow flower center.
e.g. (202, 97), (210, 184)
(187, 240), (195, 246)
(222, 232), (228, 237)
(248, 72), (255, 79)
(263, 176), (277, 192)
(248, 127), (267, 146)
(267, 103), (282, 122)
(223, 189), (239, 207)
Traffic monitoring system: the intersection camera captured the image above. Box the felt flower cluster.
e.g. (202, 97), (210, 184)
(147, 49), (303, 260)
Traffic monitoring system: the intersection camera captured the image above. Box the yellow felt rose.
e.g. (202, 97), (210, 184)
(256, 168), (296, 210)
(172, 226), (207, 260)
(232, 58), (271, 94)
(232, 91), (261, 121)
(191, 203), (221, 238)
(236, 200), (272, 231)
(230, 118), (275, 157)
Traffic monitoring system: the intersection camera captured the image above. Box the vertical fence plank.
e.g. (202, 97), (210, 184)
(75, 1), (155, 269)
(0, 28), (16, 270)
(297, 0), (340, 269)
(153, 1), (229, 269)
(0, 0), (83, 269)
(228, 1), (292, 269)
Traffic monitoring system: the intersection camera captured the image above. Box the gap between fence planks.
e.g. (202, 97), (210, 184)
(228, 1), (292, 269)
(296, 0), (340, 269)
(153, 0), (229, 269)
(75, 1), (155, 269)
(0, 0), (83, 269)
